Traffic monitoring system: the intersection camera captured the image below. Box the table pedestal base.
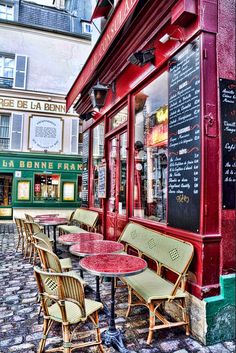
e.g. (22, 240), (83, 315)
(102, 329), (130, 353)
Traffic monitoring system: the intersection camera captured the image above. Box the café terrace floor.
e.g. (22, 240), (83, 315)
(0, 223), (235, 353)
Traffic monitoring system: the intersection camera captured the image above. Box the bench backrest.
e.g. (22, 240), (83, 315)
(73, 208), (99, 228)
(119, 222), (194, 276)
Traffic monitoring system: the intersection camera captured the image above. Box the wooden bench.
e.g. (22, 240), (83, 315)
(58, 208), (99, 234)
(118, 222), (194, 344)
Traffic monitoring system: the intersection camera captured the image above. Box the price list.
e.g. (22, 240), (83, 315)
(81, 130), (89, 207)
(220, 78), (236, 209)
(167, 38), (201, 232)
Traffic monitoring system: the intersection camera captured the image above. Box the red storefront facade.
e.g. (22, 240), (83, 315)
(67, 0), (236, 344)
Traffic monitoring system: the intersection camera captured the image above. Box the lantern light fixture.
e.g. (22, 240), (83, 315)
(89, 81), (109, 110)
(80, 110), (97, 121)
(128, 48), (155, 67)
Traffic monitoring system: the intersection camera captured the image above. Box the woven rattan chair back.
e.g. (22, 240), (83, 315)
(34, 266), (104, 353)
(14, 217), (24, 252)
(25, 214), (34, 222)
(33, 233), (53, 250)
(35, 243), (63, 272)
(30, 222), (43, 235)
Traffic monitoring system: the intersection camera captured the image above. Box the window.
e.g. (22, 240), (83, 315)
(91, 122), (104, 208)
(0, 3), (14, 20)
(0, 54), (28, 89)
(81, 21), (92, 34)
(34, 174), (60, 201)
(0, 114), (10, 150)
(0, 54), (14, 88)
(110, 106), (128, 130)
(134, 71), (168, 223)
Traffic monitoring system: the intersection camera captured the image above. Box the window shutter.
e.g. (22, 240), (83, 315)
(10, 113), (23, 150)
(71, 118), (79, 154)
(13, 55), (28, 89)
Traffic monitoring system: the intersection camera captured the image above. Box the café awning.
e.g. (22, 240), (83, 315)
(91, 0), (112, 20)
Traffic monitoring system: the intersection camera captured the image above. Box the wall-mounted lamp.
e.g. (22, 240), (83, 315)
(128, 48), (155, 67)
(159, 33), (183, 44)
(80, 111), (97, 121)
(89, 81), (109, 110)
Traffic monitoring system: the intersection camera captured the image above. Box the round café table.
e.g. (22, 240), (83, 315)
(38, 217), (68, 254)
(58, 232), (103, 246)
(70, 240), (124, 306)
(80, 253), (147, 353)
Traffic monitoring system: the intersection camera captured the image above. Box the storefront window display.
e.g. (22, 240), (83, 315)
(92, 122), (105, 208)
(34, 174), (60, 201)
(0, 173), (12, 206)
(134, 71), (168, 222)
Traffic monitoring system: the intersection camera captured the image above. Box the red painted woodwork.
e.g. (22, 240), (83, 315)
(67, 0), (236, 299)
(171, 0), (197, 27)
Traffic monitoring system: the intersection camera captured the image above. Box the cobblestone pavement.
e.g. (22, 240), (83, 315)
(0, 224), (235, 353)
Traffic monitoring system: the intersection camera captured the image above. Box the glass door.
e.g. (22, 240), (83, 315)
(106, 131), (127, 240)
(0, 173), (13, 219)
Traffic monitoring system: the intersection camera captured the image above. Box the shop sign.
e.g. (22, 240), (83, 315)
(0, 208), (12, 217)
(0, 96), (67, 115)
(98, 162), (107, 198)
(67, 0), (139, 110)
(0, 157), (83, 172)
(29, 116), (63, 153)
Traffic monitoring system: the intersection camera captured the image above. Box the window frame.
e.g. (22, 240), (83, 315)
(132, 69), (169, 224)
(0, 3), (14, 21)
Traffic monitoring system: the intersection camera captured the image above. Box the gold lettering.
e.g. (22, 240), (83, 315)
(17, 100), (27, 108)
(34, 162), (40, 169)
(41, 162), (47, 169)
(58, 163), (62, 169)
(70, 164), (75, 170)
(48, 162), (53, 169)
(0, 98), (14, 108)
(9, 161), (14, 167)
(31, 102), (41, 110)
(27, 161), (32, 168)
(77, 164), (83, 171)
(20, 161), (25, 168)
(64, 163), (69, 170)
(2, 160), (7, 167)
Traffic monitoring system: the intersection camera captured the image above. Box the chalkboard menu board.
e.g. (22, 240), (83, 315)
(81, 130), (89, 207)
(168, 38), (201, 232)
(220, 78), (236, 209)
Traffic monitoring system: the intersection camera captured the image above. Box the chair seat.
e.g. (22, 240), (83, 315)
(60, 257), (72, 271)
(58, 225), (88, 234)
(123, 268), (186, 303)
(48, 299), (103, 324)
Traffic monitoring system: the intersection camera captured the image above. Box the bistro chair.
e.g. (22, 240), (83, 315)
(34, 267), (104, 353)
(24, 221), (37, 262)
(14, 217), (24, 253)
(25, 213), (34, 222)
(33, 234), (72, 272)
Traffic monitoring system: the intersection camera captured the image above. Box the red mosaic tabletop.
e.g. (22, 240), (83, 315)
(58, 232), (103, 245)
(70, 240), (124, 257)
(37, 217), (68, 226)
(80, 253), (147, 277)
(35, 214), (59, 218)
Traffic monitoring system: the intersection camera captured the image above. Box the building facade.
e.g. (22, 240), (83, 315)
(0, 0), (92, 218)
(66, 0), (236, 345)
